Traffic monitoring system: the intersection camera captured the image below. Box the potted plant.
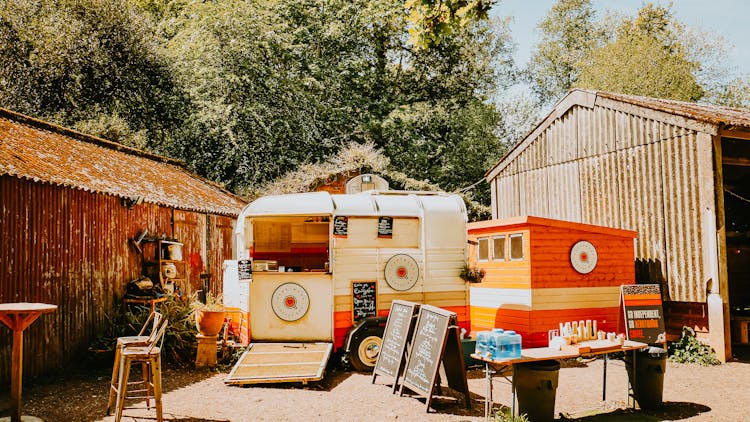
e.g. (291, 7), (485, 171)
(460, 263), (486, 283)
(191, 291), (226, 337)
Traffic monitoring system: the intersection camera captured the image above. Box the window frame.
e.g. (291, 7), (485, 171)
(491, 235), (506, 262)
(509, 233), (524, 261)
(477, 237), (490, 262)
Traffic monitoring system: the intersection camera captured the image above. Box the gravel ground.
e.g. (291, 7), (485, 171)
(2, 350), (750, 421)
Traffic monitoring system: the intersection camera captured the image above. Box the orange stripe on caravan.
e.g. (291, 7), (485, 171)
(624, 294), (661, 301)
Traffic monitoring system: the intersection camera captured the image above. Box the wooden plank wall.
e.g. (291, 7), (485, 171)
(491, 102), (711, 304)
(0, 175), (237, 386)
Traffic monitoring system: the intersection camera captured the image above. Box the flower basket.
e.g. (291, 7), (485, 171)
(460, 264), (486, 283)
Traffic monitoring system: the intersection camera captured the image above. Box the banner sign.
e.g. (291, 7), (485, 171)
(621, 284), (666, 344)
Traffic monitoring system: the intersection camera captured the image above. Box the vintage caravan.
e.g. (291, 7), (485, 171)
(224, 190), (470, 382)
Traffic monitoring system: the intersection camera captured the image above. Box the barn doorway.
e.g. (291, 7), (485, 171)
(722, 137), (750, 347)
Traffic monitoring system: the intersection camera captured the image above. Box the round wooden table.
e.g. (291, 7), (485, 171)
(0, 303), (57, 422)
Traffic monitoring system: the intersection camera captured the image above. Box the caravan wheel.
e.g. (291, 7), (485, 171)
(350, 331), (382, 372)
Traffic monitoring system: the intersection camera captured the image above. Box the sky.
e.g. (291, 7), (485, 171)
(493, 0), (750, 77)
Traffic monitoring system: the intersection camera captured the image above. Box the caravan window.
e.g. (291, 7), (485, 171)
(477, 238), (489, 262)
(251, 216), (330, 272)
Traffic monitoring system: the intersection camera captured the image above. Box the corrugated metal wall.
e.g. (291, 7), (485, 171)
(491, 103), (710, 303)
(0, 175), (237, 386)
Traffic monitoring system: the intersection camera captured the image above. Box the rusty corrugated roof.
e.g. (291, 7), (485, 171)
(599, 91), (750, 129)
(0, 108), (246, 215)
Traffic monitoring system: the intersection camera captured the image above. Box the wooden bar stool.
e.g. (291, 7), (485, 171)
(106, 311), (164, 415)
(112, 319), (169, 422)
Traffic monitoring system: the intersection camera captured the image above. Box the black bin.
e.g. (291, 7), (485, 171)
(625, 346), (667, 409)
(514, 360), (560, 422)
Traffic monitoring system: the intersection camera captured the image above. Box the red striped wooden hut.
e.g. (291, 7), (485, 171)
(468, 216), (637, 347)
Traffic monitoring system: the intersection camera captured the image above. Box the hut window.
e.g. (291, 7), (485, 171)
(509, 234), (524, 261)
(492, 236), (506, 261)
(477, 238), (489, 261)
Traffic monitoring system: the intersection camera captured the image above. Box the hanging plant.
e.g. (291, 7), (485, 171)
(460, 263), (486, 283)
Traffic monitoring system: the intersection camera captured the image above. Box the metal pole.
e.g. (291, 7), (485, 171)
(602, 353), (607, 401)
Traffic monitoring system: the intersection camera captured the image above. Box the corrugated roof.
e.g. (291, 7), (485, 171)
(598, 91), (750, 129)
(0, 108), (246, 215)
(486, 89), (750, 180)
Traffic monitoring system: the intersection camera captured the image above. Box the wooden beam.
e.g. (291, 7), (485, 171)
(722, 156), (750, 167)
(720, 127), (750, 140)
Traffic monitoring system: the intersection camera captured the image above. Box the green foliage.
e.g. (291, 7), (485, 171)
(527, 0), (604, 104)
(575, 3), (703, 101)
(492, 409), (529, 422)
(459, 263), (485, 283)
(0, 0), (515, 211)
(0, 0), (187, 151)
(668, 326), (720, 366)
(706, 76), (750, 108)
(89, 297), (198, 367)
(191, 291), (224, 312)
(576, 32), (703, 101)
(405, 0), (495, 49)
(164, 0), (512, 201)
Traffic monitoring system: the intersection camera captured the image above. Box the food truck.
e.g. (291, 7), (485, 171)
(223, 190), (470, 383)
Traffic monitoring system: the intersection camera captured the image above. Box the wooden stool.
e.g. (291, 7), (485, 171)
(106, 312), (164, 415)
(112, 320), (168, 422)
(196, 334), (219, 367)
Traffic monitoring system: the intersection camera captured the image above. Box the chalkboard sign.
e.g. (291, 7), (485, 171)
(238, 259), (253, 281)
(333, 216), (348, 238)
(621, 284), (666, 344)
(372, 300), (419, 391)
(378, 216), (393, 238)
(352, 280), (377, 322)
(400, 305), (470, 411)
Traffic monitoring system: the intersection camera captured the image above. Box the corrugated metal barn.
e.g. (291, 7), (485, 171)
(486, 89), (750, 361)
(0, 108), (246, 384)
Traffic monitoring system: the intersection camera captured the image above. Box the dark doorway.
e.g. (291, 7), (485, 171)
(722, 137), (750, 345)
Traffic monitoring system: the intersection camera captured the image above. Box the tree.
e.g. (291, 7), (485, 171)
(0, 0), (186, 149)
(574, 3), (703, 101)
(405, 0), (495, 49)
(527, 0), (603, 104)
(164, 0), (514, 202)
(706, 76), (750, 108)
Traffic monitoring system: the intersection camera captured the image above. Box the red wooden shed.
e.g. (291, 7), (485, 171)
(468, 216), (637, 347)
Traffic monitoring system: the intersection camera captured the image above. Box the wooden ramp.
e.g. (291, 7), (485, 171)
(225, 342), (332, 385)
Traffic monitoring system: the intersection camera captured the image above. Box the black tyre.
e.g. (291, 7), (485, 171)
(349, 329), (383, 372)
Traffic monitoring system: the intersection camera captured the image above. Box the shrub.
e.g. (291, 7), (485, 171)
(668, 326), (720, 366)
(89, 297), (197, 367)
(492, 409), (529, 422)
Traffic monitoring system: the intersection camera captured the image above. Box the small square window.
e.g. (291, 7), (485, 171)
(492, 236), (506, 261)
(477, 238), (489, 261)
(510, 234), (524, 260)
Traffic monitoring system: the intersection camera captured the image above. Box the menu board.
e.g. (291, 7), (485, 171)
(372, 301), (419, 390)
(237, 259), (253, 281)
(352, 280), (377, 322)
(621, 284), (666, 344)
(333, 216), (348, 238)
(378, 216), (393, 238)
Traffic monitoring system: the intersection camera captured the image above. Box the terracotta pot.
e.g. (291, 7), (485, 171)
(194, 309), (226, 336)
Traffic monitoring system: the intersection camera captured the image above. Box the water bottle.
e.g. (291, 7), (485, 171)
(490, 329), (506, 359)
(475, 331), (491, 358)
(509, 331), (522, 358)
(503, 330), (517, 358)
